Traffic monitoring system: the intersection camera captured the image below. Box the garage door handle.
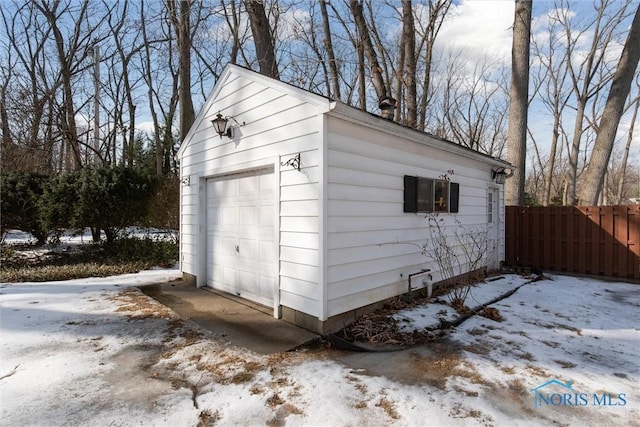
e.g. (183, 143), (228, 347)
(235, 245), (239, 253)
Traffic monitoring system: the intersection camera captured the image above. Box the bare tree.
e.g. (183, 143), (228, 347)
(320, 0), (341, 100)
(505, 0), (532, 207)
(0, 2), (54, 172)
(415, 0), (451, 130)
(246, 0), (279, 79)
(559, 0), (634, 205)
(578, 5), (640, 205)
(167, 0), (196, 141)
(221, 0), (244, 65)
(530, 10), (573, 206)
(34, 0), (93, 170)
(399, 0), (417, 127)
(103, 1), (148, 167)
(349, 0), (389, 103)
(139, 1), (164, 176)
(437, 53), (509, 157)
(613, 77), (640, 203)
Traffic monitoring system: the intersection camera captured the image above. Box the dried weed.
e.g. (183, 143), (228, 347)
(197, 409), (220, 427)
(376, 397), (400, 420)
(554, 359), (577, 369)
(452, 385), (479, 397)
(110, 289), (176, 320)
(479, 307), (504, 322)
(354, 401), (368, 409)
(266, 393), (284, 407)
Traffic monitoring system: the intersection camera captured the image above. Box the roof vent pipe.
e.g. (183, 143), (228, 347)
(378, 96), (397, 121)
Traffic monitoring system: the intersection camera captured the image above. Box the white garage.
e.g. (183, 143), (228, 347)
(178, 64), (510, 334)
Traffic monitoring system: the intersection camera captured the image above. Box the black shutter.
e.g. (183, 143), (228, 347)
(404, 175), (418, 212)
(449, 182), (459, 213)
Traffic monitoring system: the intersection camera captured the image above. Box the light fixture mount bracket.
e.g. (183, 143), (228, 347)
(281, 153), (301, 171)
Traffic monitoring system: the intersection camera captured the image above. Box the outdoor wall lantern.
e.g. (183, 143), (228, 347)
(181, 175), (191, 186)
(492, 167), (510, 184)
(211, 112), (245, 139)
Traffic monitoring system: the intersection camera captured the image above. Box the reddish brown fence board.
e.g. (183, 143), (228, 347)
(505, 205), (640, 282)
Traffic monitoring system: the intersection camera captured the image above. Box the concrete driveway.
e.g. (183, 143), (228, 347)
(139, 280), (319, 354)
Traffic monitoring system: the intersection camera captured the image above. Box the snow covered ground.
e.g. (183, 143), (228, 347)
(1, 263), (638, 426)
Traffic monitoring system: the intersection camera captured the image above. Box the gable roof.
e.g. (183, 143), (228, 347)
(179, 63), (511, 169)
(177, 63), (334, 157)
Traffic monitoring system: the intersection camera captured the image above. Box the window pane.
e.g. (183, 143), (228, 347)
(434, 180), (448, 212)
(417, 178), (433, 212)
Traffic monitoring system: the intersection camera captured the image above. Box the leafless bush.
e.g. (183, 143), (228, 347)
(422, 214), (488, 308)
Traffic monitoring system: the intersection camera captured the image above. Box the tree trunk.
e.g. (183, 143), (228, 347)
(566, 98), (590, 204)
(357, 34), (366, 109)
(168, 0), (196, 141)
(223, 0), (241, 64)
(320, 0), (340, 100)
(402, 0), (417, 127)
(505, 0), (532, 206)
(543, 113), (561, 205)
(349, 0), (387, 102)
(140, 1), (164, 176)
(394, 10), (405, 123)
(246, 0), (279, 79)
(578, 5), (640, 206)
(417, 0), (450, 130)
(615, 91), (639, 203)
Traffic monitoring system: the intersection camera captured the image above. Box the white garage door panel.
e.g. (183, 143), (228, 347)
(206, 167), (276, 307)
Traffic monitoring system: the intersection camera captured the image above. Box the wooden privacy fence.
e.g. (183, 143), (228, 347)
(505, 205), (640, 282)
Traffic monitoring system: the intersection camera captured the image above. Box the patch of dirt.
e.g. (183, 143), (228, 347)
(404, 340), (466, 389)
(482, 379), (536, 419)
(197, 409), (220, 427)
(267, 402), (304, 427)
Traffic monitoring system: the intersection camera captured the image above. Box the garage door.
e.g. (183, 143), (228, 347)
(205, 167), (277, 307)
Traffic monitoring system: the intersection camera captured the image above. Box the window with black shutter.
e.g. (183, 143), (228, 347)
(404, 175), (459, 213)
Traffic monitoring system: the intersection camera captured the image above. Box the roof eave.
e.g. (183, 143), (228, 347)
(327, 101), (512, 169)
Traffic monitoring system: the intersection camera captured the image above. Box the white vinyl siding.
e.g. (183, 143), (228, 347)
(325, 115), (499, 317)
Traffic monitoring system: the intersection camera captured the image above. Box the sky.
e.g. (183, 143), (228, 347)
(1, 231), (638, 426)
(430, 0), (640, 161)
